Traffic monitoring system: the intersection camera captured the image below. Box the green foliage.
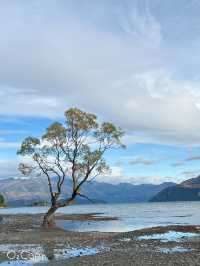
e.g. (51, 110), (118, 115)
(42, 122), (66, 142)
(65, 108), (98, 131)
(17, 137), (40, 156)
(0, 194), (5, 207)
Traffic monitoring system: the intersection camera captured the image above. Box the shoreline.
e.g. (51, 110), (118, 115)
(0, 213), (200, 265)
(56, 212), (118, 221)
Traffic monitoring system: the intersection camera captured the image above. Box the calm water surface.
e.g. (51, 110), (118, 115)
(1, 202), (200, 232)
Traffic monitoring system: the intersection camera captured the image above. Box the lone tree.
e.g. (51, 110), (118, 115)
(17, 108), (125, 227)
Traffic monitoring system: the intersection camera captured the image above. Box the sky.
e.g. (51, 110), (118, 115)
(1, 0), (200, 184)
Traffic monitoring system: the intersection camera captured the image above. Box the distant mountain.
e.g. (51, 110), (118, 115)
(82, 181), (175, 203)
(150, 175), (200, 202)
(0, 177), (175, 206)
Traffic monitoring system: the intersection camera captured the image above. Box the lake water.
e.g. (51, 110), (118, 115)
(1, 202), (200, 232)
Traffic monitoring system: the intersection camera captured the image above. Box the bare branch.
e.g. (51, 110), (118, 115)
(76, 192), (95, 203)
(35, 157), (54, 201)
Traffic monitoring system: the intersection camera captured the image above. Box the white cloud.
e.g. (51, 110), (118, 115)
(0, 159), (21, 179)
(0, 157), (174, 185)
(124, 176), (175, 185)
(0, 141), (20, 149)
(96, 166), (123, 183)
(0, 1), (200, 146)
(95, 165), (174, 185)
(129, 156), (156, 166)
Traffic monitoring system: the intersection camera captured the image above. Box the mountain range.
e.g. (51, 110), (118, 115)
(0, 177), (175, 206)
(150, 175), (200, 202)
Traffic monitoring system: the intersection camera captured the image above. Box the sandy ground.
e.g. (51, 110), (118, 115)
(0, 213), (200, 265)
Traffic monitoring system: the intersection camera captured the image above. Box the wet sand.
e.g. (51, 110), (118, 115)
(0, 213), (200, 265)
(56, 212), (118, 221)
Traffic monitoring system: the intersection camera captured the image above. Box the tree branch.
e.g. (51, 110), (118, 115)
(76, 192), (95, 203)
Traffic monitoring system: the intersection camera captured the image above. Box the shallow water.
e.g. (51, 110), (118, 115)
(158, 246), (192, 254)
(137, 231), (200, 242)
(1, 202), (200, 232)
(0, 244), (106, 266)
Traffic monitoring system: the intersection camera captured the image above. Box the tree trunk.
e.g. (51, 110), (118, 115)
(42, 205), (58, 228)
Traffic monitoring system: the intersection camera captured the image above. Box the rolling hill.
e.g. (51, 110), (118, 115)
(150, 175), (200, 202)
(0, 177), (175, 206)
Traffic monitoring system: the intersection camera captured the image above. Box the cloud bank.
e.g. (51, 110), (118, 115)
(1, 0), (200, 147)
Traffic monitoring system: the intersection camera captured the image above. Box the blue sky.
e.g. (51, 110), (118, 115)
(1, 0), (200, 184)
